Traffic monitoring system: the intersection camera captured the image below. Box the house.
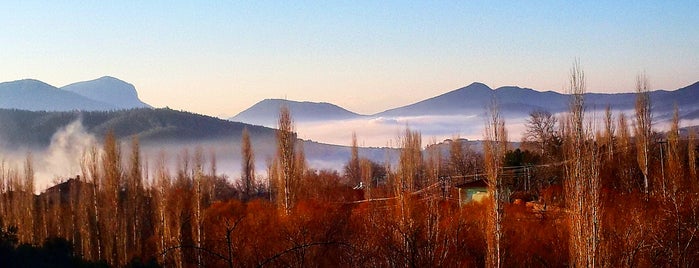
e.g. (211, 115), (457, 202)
(455, 179), (488, 205)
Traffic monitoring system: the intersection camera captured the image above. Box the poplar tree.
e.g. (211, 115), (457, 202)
(563, 61), (601, 267)
(101, 130), (125, 266)
(634, 73), (652, 195)
(484, 99), (507, 268)
(397, 128), (422, 192)
(346, 132), (361, 186)
(275, 106), (297, 214)
(241, 127), (255, 201)
(689, 129), (697, 181)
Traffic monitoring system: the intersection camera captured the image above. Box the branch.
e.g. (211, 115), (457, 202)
(256, 241), (352, 268)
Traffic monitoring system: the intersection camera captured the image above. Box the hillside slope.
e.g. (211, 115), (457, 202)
(0, 108), (274, 148)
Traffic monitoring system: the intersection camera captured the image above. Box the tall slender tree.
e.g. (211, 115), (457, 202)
(484, 99), (507, 268)
(126, 136), (144, 258)
(275, 105), (297, 214)
(603, 106), (615, 161)
(667, 105), (683, 193)
(689, 128), (697, 181)
(634, 73), (652, 195)
(346, 132), (361, 186)
(397, 128), (423, 192)
(101, 130), (125, 266)
(241, 127), (256, 201)
(563, 61), (601, 267)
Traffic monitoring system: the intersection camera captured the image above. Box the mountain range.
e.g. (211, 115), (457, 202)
(0, 76), (151, 111)
(231, 81), (699, 128)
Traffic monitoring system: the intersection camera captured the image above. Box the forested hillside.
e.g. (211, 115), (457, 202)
(0, 108), (274, 148)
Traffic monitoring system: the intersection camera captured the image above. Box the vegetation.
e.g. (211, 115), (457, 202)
(0, 108), (273, 148)
(0, 70), (698, 267)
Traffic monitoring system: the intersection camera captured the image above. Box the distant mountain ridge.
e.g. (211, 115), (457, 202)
(231, 99), (363, 127)
(231, 81), (699, 127)
(376, 81), (699, 117)
(0, 76), (151, 111)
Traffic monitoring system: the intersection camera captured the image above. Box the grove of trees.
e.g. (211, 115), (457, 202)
(0, 67), (698, 267)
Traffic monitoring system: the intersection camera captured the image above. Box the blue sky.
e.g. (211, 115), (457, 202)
(1, 1), (697, 117)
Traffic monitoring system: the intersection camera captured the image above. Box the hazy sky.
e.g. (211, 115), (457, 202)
(1, 1), (697, 118)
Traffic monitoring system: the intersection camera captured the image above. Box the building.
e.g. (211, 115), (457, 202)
(455, 179), (488, 205)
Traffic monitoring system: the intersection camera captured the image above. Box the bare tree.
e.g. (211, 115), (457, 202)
(193, 147), (205, 267)
(603, 106), (615, 161)
(125, 136), (145, 258)
(397, 127), (423, 192)
(425, 138), (442, 188)
(667, 105), (683, 194)
(101, 130), (125, 266)
(563, 61), (601, 267)
(82, 146), (103, 261)
(689, 128), (697, 181)
(616, 113), (637, 191)
(523, 109), (558, 156)
(152, 152), (171, 265)
(346, 132), (361, 186)
(360, 158), (372, 200)
(484, 99), (507, 268)
(241, 127), (255, 201)
(634, 73), (652, 195)
(275, 105), (297, 214)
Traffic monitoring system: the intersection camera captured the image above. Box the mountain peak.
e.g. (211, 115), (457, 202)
(231, 98), (361, 127)
(61, 76), (151, 109)
(464, 82), (492, 90)
(95, 76), (125, 82)
(2, 78), (56, 90)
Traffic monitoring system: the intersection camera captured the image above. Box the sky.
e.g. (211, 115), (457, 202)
(1, 1), (697, 118)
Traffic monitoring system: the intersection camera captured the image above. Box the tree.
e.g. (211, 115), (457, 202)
(563, 61), (601, 267)
(603, 106), (615, 161)
(666, 105), (683, 193)
(275, 105), (297, 214)
(81, 146), (103, 261)
(397, 127), (423, 192)
(424, 138), (442, 189)
(241, 127), (255, 201)
(126, 136), (144, 259)
(101, 130), (126, 266)
(523, 109), (558, 157)
(345, 132), (361, 186)
(689, 128), (697, 181)
(634, 73), (652, 195)
(483, 99), (507, 268)
(360, 158), (372, 200)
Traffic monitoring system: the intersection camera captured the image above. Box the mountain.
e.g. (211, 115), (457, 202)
(375, 81), (699, 119)
(0, 77), (152, 111)
(228, 81), (699, 146)
(230, 99), (363, 127)
(62, 76), (151, 109)
(0, 79), (117, 111)
(0, 108), (274, 148)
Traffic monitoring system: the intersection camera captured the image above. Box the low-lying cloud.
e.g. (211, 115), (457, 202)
(296, 114), (530, 147)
